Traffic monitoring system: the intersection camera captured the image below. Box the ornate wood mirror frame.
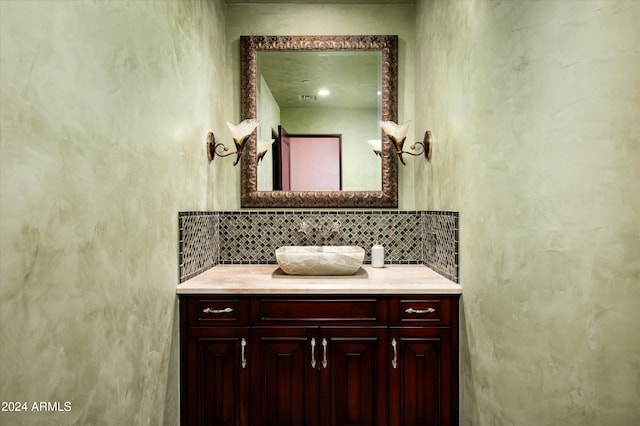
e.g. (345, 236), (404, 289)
(240, 35), (398, 208)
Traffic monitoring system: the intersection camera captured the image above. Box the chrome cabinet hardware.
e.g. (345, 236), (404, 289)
(405, 307), (435, 315)
(322, 338), (328, 369)
(241, 338), (247, 369)
(392, 338), (398, 369)
(203, 307), (234, 314)
(311, 338), (317, 369)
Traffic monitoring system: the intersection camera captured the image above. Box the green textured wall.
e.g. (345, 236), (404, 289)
(4, 1), (636, 424)
(0, 0), (227, 424)
(257, 74), (279, 190)
(415, 0), (640, 424)
(223, 2), (416, 209)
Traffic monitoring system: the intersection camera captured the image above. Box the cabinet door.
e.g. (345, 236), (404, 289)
(320, 328), (388, 426)
(251, 327), (319, 426)
(185, 328), (250, 426)
(389, 328), (452, 426)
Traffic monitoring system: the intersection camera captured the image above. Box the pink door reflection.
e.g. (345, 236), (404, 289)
(288, 135), (341, 191)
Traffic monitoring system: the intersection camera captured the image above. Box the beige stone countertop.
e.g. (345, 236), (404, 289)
(176, 264), (462, 295)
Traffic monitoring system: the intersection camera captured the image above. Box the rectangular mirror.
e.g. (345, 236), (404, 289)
(258, 50), (381, 192)
(240, 35), (398, 208)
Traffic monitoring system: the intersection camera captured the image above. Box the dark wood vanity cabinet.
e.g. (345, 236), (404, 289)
(250, 326), (387, 426)
(180, 295), (459, 426)
(180, 298), (251, 426)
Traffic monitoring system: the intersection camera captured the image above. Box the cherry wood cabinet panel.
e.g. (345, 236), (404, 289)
(320, 328), (388, 426)
(249, 327), (319, 426)
(389, 328), (453, 426)
(184, 296), (250, 326)
(180, 294), (460, 426)
(183, 327), (250, 426)
(389, 297), (452, 326)
(252, 297), (387, 325)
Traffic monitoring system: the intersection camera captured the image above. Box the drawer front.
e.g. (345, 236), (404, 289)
(253, 298), (387, 325)
(183, 297), (249, 326)
(390, 297), (452, 326)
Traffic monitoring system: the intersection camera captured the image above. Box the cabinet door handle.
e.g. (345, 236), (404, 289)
(241, 338), (247, 369)
(321, 338), (328, 369)
(392, 338), (398, 369)
(202, 307), (234, 314)
(405, 307), (435, 315)
(310, 338), (317, 369)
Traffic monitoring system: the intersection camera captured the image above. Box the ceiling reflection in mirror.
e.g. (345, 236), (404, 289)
(240, 35), (398, 208)
(257, 51), (383, 192)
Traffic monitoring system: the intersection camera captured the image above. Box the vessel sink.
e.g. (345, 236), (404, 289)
(275, 246), (365, 276)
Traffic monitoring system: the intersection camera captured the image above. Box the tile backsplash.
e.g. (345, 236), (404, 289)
(178, 212), (219, 282)
(422, 211), (459, 282)
(178, 210), (459, 283)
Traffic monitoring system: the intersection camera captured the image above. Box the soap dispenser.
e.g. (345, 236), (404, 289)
(371, 241), (385, 268)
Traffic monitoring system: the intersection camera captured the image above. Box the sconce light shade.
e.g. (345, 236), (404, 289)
(380, 120), (410, 145)
(380, 120), (433, 165)
(206, 119), (259, 166)
(227, 119), (259, 145)
(367, 139), (382, 157)
(257, 138), (275, 163)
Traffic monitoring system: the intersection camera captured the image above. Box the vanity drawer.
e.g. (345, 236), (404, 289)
(389, 297), (452, 326)
(252, 297), (387, 325)
(183, 297), (249, 326)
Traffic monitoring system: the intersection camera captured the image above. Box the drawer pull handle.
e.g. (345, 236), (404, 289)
(311, 338), (317, 369)
(322, 338), (328, 369)
(405, 307), (435, 315)
(202, 307), (234, 314)
(241, 338), (247, 368)
(392, 338), (398, 369)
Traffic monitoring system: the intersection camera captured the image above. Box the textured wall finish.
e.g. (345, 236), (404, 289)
(0, 1), (227, 424)
(223, 2), (416, 209)
(415, 0), (640, 424)
(257, 75), (278, 190)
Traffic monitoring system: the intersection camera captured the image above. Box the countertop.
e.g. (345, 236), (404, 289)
(176, 264), (462, 295)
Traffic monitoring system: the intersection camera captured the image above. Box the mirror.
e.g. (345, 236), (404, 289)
(240, 35), (398, 208)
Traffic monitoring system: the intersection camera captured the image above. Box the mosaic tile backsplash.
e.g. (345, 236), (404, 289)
(178, 210), (459, 283)
(178, 212), (219, 282)
(422, 211), (459, 282)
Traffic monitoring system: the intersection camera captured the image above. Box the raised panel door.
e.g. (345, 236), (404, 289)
(250, 327), (319, 426)
(389, 328), (452, 426)
(185, 328), (250, 426)
(320, 328), (388, 426)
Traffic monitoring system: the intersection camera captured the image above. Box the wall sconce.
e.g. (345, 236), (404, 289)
(206, 119), (259, 166)
(257, 139), (275, 163)
(380, 120), (433, 165)
(367, 139), (382, 157)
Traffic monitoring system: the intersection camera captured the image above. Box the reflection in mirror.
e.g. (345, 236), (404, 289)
(241, 35), (398, 208)
(272, 126), (343, 191)
(257, 51), (382, 192)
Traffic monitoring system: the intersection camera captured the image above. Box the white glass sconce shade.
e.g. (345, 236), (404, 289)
(257, 138), (275, 163)
(367, 139), (382, 157)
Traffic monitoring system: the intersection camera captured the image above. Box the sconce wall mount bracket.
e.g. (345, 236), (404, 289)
(411, 130), (433, 160)
(206, 131), (247, 166)
(206, 132), (216, 161)
(393, 130), (433, 164)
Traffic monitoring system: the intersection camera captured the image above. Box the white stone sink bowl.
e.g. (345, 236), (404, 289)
(275, 246), (365, 276)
